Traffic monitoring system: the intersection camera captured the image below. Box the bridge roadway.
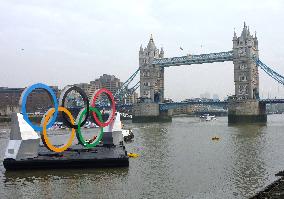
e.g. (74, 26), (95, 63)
(159, 99), (284, 111)
(92, 99), (284, 111)
(152, 51), (233, 67)
(66, 99), (284, 113)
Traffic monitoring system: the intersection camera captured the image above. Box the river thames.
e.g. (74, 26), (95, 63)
(0, 115), (284, 199)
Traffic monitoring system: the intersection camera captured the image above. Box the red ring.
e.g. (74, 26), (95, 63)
(91, 88), (116, 127)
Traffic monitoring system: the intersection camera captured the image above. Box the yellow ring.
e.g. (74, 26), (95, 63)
(42, 107), (75, 153)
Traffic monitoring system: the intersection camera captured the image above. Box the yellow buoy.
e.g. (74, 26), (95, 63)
(128, 153), (139, 158)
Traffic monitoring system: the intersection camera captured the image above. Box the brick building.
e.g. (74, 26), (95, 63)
(0, 86), (59, 116)
(85, 74), (137, 103)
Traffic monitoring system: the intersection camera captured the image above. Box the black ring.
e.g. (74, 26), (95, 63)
(60, 86), (89, 129)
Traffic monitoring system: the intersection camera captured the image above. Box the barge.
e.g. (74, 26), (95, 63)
(3, 113), (129, 170)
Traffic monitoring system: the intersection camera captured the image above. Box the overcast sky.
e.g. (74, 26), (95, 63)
(1, 0), (284, 101)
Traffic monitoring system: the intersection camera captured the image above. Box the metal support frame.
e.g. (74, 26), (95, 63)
(114, 68), (140, 101)
(152, 51), (233, 67)
(256, 59), (284, 85)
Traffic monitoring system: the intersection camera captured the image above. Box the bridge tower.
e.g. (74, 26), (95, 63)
(229, 22), (266, 123)
(139, 35), (164, 103)
(233, 22), (259, 100)
(133, 35), (172, 122)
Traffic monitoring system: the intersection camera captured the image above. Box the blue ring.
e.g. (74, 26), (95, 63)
(21, 83), (58, 132)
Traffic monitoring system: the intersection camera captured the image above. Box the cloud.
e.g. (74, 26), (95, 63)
(0, 0), (284, 100)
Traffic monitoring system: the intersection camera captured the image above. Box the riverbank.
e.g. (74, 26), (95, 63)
(250, 171), (284, 198)
(0, 116), (42, 123)
(173, 111), (227, 117)
(0, 114), (132, 123)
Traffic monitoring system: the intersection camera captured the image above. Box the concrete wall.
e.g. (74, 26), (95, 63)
(228, 99), (265, 115)
(228, 99), (266, 123)
(133, 103), (159, 117)
(0, 106), (20, 116)
(132, 103), (172, 123)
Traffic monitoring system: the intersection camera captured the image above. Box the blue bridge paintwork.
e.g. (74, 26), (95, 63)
(153, 51), (234, 67)
(159, 99), (284, 111)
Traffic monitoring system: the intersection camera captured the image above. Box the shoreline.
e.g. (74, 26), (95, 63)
(250, 171), (284, 198)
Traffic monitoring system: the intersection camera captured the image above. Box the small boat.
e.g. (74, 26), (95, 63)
(122, 129), (134, 142)
(84, 121), (99, 129)
(120, 113), (133, 120)
(51, 122), (66, 130)
(200, 114), (216, 121)
(212, 136), (220, 141)
(101, 112), (134, 142)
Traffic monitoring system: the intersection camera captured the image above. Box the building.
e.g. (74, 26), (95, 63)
(74, 83), (89, 94)
(88, 79), (102, 99)
(73, 74), (138, 104)
(0, 87), (24, 116)
(172, 104), (203, 115)
(124, 92), (138, 104)
(0, 86), (59, 116)
(200, 92), (211, 99)
(212, 94), (220, 101)
(88, 74), (138, 103)
(98, 74), (123, 94)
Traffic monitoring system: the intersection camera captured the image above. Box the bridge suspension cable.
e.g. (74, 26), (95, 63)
(129, 81), (140, 94)
(114, 68), (140, 101)
(256, 59), (284, 85)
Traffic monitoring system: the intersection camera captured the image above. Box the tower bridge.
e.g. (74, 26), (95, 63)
(115, 22), (284, 123)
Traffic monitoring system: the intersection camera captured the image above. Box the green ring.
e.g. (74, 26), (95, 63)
(76, 107), (104, 148)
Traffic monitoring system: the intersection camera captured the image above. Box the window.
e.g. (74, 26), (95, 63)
(143, 82), (150, 86)
(143, 91), (149, 96)
(142, 71), (150, 77)
(238, 85), (248, 94)
(239, 75), (247, 81)
(240, 64), (247, 70)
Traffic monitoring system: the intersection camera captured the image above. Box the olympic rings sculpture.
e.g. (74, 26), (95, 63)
(20, 83), (116, 153)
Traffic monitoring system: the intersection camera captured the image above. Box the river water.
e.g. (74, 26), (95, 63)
(0, 115), (284, 199)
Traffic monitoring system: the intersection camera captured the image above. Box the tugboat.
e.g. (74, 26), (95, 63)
(200, 114), (216, 121)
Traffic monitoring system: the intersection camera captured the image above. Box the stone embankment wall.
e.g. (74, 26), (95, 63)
(132, 103), (172, 123)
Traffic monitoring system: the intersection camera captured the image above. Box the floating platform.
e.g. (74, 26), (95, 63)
(4, 144), (129, 170)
